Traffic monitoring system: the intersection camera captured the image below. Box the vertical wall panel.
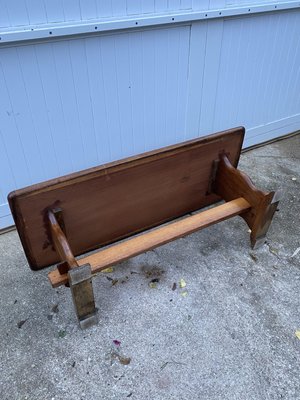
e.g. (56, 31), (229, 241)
(114, 34), (134, 152)
(199, 19), (224, 135)
(5, 0), (29, 26)
(1, 5), (300, 228)
(0, 62), (32, 189)
(63, 0), (82, 22)
(129, 32), (144, 152)
(80, 0), (97, 20)
(52, 41), (85, 171)
(0, 133), (16, 202)
(1, 48), (45, 183)
(165, 28), (180, 144)
(126, 0), (142, 16)
(212, 10), (300, 146)
(140, 30), (156, 149)
(274, 12), (299, 119)
(34, 44), (73, 175)
(100, 36), (124, 159)
(185, 21), (207, 139)
(192, 0), (210, 10)
(287, 21), (300, 116)
(25, 0), (48, 25)
(16, 45), (60, 179)
(142, 0), (155, 14)
(0, 1), (11, 28)
(180, 0), (192, 10)
(44, 0), (65, 23)
(69, 40), (99, 166)
(168, 0), (181, 11)
(85, 38), (111, 163)
(111, 0), (126, 16)
(175, 26), (190, 141)
(95, 0), (113, 18)
(154, 29), (168, 148)
(154, 0), (168, 13)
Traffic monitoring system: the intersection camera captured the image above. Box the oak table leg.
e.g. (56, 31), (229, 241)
(213, 154), (281, 249)
(48, 209), (98, 328)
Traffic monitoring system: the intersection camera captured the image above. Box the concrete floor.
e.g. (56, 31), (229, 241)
(0, 134), (299, 400)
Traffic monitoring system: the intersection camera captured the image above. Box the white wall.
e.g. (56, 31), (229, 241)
(0, 0), (300, 228)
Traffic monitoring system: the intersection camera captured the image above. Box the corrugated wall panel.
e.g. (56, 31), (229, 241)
(1, 4), (300, 228)
(0, 0), (208, 28)
(212, 10), (300, 146)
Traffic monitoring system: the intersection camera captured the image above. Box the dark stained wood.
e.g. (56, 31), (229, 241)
(48, 209), (97, 325)
(8, 127), (245, 270)
(49, 197), (251, 288)
(248, 191), (281, 249)
(214, 154), (280, 248)
(48, 209), (78, 269)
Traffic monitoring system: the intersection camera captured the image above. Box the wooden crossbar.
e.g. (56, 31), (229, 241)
(48, 197), (251, 288)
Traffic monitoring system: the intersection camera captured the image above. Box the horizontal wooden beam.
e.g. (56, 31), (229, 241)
(48, 197), (250, 287)
(0, 1), (299, 46)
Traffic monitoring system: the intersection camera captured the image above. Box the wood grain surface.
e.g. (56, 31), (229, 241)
(8, 127), (244, 270)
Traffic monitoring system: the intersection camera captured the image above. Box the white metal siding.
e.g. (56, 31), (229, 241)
(0, 0), (208, 28)
(212, 10), (300, 145)
(0, 1), (300, 228)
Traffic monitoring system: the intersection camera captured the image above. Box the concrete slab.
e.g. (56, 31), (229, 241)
(0, 134), (300, 400)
